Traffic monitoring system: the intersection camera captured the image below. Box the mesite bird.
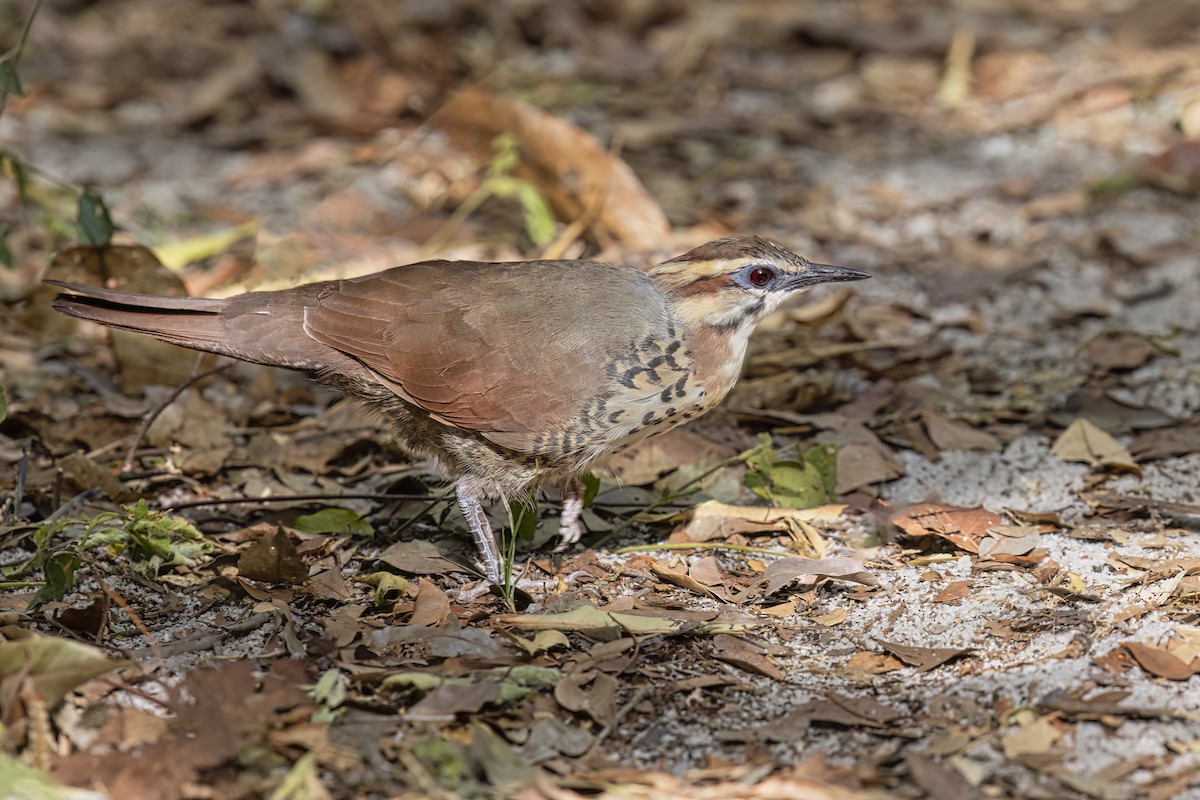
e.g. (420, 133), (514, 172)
(50, 237), (870, 582)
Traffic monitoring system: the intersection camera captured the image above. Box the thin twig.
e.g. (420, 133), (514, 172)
(0, 0), (42, 121)
(610, 542), (798, 558)
(95, 572), (164, 668)
(122, 362), (231, 473)
(124, 610), (277, 659)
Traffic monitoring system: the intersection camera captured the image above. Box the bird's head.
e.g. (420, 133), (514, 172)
(650, 236), (871, 330)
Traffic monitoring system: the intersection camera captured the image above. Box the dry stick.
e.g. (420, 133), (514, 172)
(94, 572), (165, 668)
(610, 541), (796, 558)
(539, 129), (623, 261)
(592, 682), (651, 748)
(122, 361), (232, 474)
(0, 0), (41, 121)
(168, 491), (436, 510)
(125, 610), (277, 660)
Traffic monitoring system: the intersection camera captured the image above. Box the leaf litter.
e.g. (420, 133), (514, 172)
(2, 1), (1200, 798)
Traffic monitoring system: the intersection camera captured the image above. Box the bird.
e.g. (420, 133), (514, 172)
(50, 236), (871, 583)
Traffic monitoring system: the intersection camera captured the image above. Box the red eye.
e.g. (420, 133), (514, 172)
(748, 267), (774, 287)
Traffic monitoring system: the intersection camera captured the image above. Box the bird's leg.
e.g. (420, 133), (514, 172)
(456, 483), (502, 583)
(553, 479), (585, 553)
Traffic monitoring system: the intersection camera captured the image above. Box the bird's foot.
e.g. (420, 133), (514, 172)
(552, 484), (586, 552)
(456, 483), (502, 584)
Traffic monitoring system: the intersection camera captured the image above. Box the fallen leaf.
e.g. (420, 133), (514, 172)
(978, 526), (1041, 558)
(932, 581), (972, 604)
(495, 603), (755, 638)
(1086, 332), (1154, 371)
(922, 411), (1000, 452)
(845, 651), (905, 674)
(0, 638), (129, 708)
(1002, 713), (1063, 759)
(409, 579), (451, 627)
(1052, 418), (1140, 472)
(432, 87), (670, 252)
(651, 561), (722, 600)
(905, 751), (980, 800)
(812, 608), (850, 626)
(710, 634), (786, 680)
(1123, 642), (1194, 681)
(893, 504), (1004, 553)
(237, 527), (308, 585)
(876, 640), (972, 672)
(760, 557), (877, 595)
(554, 672), (619, 726)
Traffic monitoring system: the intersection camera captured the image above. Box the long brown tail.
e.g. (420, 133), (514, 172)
(49, 280), (336, 372)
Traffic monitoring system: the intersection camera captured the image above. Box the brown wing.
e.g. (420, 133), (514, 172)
(302, 259), (671, 451)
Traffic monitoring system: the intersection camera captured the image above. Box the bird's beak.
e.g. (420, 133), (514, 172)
(788, 262), (873, 289)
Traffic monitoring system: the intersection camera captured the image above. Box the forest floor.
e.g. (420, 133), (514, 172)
(3, 1), (1200, 798)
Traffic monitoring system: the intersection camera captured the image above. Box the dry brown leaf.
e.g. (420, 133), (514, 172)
(760, 598), (800, 618)
(904, 751), (979, 800)
(812, 608), (850, 626)
(1123, 642), (1195, 681)
(710, 634), (786, 680)
(761, 557), (877, 595)
(432, 87), (670, 252)
(921, 411), (1001, 452)
(978, 526), (1041, 558)
(1002, 713), (1064, 759)
(555, 672), (619, 726)
(237, 527), (308, 585)
(409, 579), (451, 627)
(876, 640), (972, 672)
(688, 556), (726, 587)
(689, 500), (846, 525)
(605, 428), (737, 486)
(931, 581), (972, 604)
(892, 504), (1004, 553)
(679, 500), (844, 544)
(835, 440), (906, 493)
(1052, 418), (1140, 473)
(845, 651), (905, 674)
(1086, 332), (1155, 371)
(651, 562), (722, 600)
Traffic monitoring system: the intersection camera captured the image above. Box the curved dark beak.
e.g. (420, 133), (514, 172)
(789, 262), (873, 289)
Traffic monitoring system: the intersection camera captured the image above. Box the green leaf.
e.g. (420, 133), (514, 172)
(0, 151), (29, 205)
(743, 443), (839, 508)
(76, 188), (114, 246)
(507, 498), (539, 542)
(579, 473), (601, 507)
(362, 570), (408, 607)
(516, 182), (556, 246)
(32, 553), (79, 607)
(0, 62), (24, 96)
(487, 132), (520, 177)
(294, 507), (374, 537)
(0, 228), (13, 268)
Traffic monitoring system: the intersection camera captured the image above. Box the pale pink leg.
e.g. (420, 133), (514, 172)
(554, 481), (585, 552)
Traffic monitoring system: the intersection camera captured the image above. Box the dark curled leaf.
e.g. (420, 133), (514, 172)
(0, 62), (24, 96)
(0, 228), (13, 268)
(76, 188), (114, 246)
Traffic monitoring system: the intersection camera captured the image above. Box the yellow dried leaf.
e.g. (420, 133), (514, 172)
(1002, 714), (1063, 759)
(812, 608), (850, 626)
(1051, 418), (1140, 472)
(689, 500), (846, 524)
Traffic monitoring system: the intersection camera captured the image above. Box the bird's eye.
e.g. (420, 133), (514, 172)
(747, 266), (775, 287)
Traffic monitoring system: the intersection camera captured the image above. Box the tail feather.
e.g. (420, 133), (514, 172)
(50, 281), (234, 354)
(48, 281), (342, 373)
